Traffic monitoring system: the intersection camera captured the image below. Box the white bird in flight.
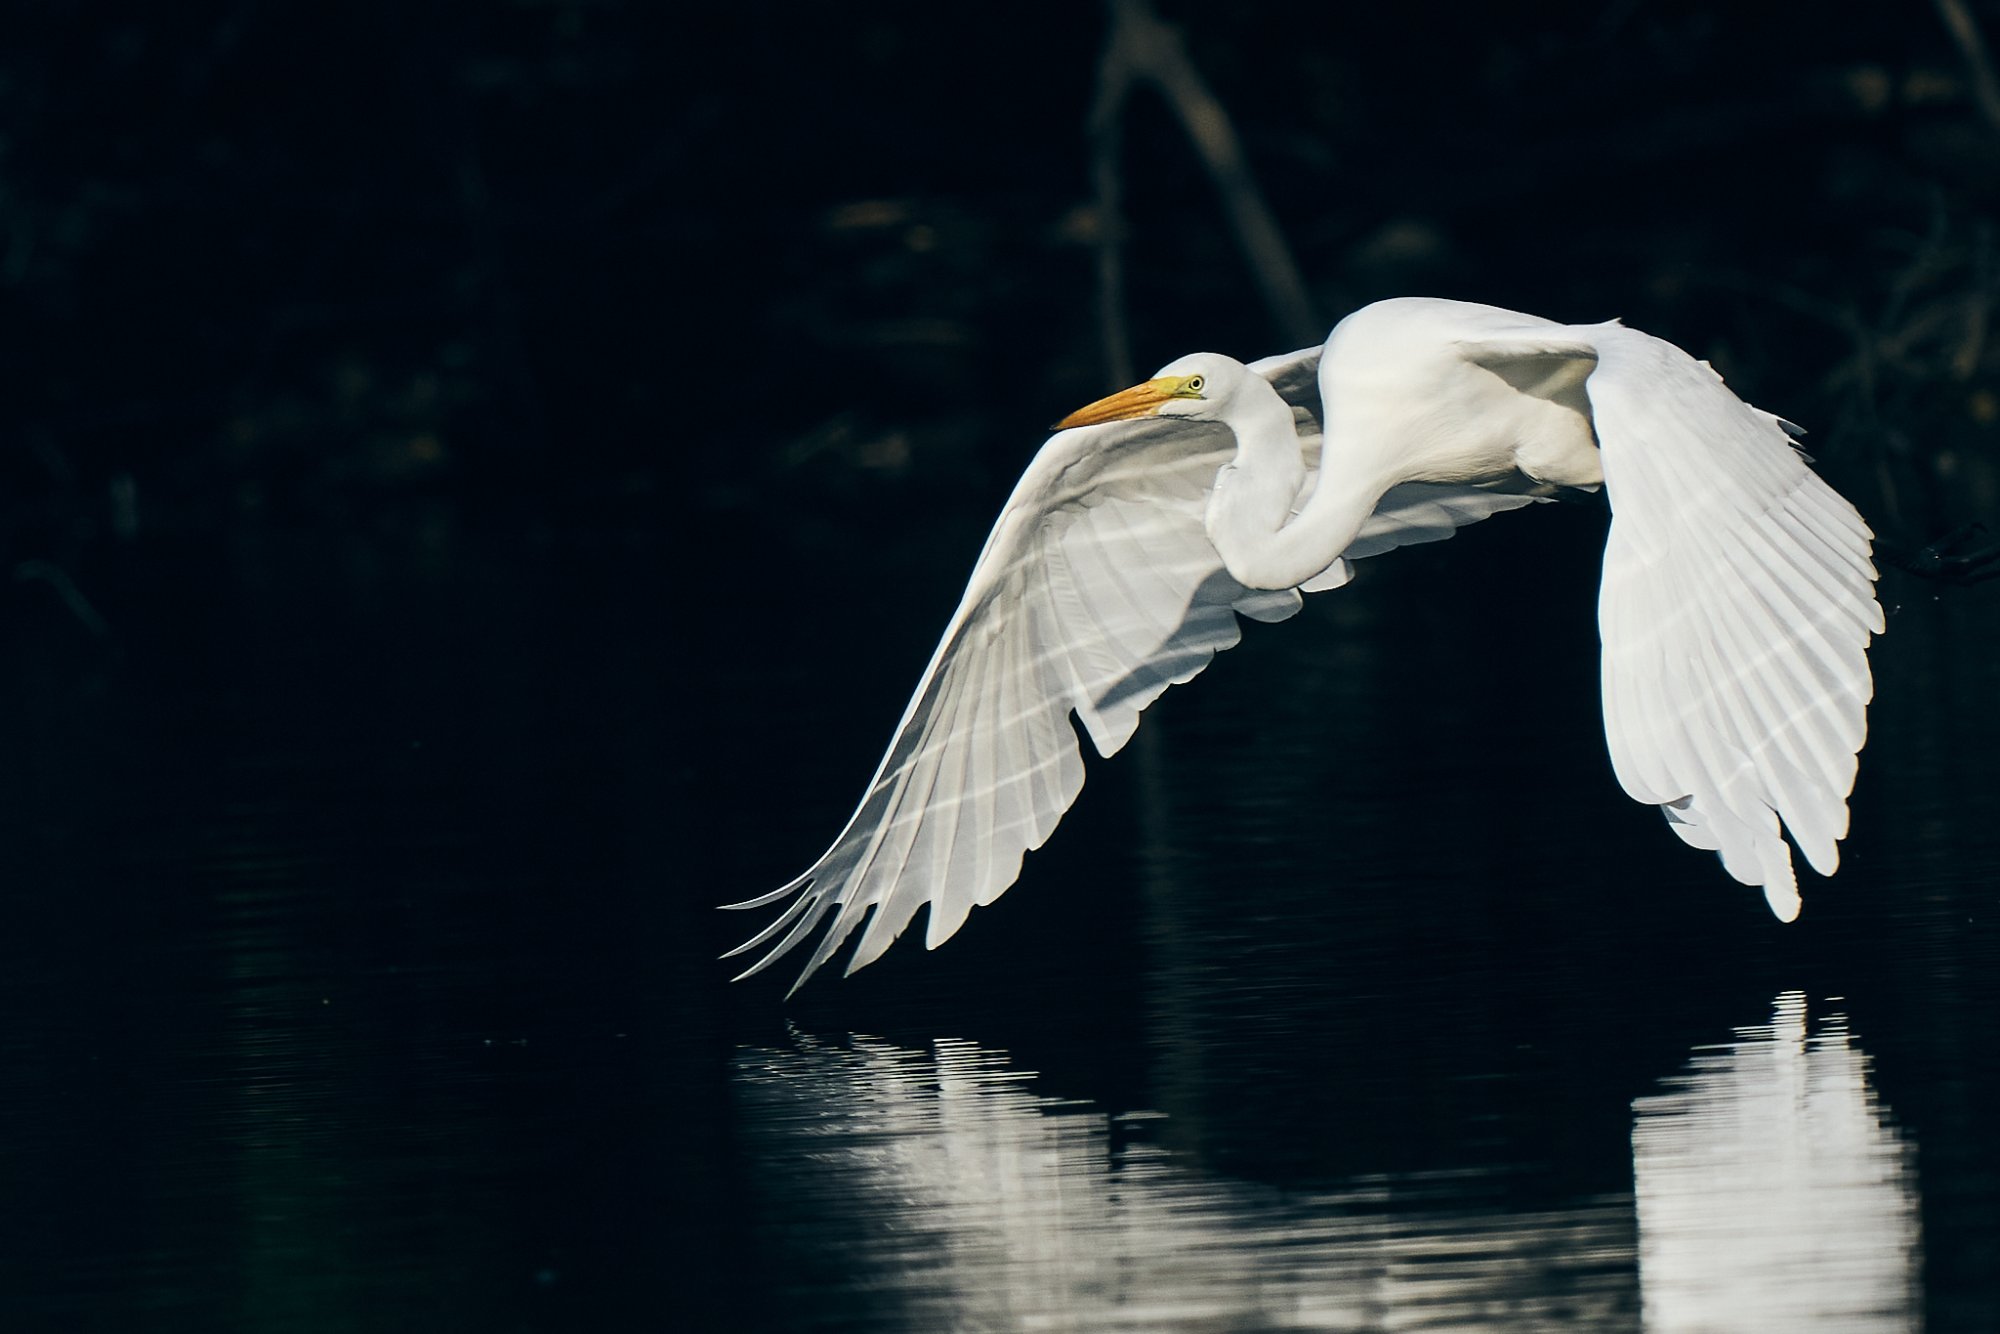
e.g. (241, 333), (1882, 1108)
(726, 297), (1883, 993)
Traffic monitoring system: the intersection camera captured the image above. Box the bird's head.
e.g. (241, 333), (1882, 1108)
(1053, 353), (1250, 430)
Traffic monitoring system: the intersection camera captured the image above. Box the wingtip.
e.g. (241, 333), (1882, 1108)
(1763, 879), (1802, 923)
(719, 885), (818, 959)
(719, 871), (815, 912)
(726, 949), (775, 982)
(722, 944), (816, 996)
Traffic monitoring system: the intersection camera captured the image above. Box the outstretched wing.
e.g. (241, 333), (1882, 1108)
(1572, 323), (1880, 917)
(724, 383), (1303, 994)
(727, 348), (1539, 992)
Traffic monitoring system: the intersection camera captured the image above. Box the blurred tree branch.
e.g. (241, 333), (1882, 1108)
(1935, 0), (2000, 135)
(1089, 0), (1318, 387)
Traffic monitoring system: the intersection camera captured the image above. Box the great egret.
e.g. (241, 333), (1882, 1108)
(727, 297), (1883, 993)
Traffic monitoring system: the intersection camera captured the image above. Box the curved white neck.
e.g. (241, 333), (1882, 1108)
(1205, 394), (1386, 592)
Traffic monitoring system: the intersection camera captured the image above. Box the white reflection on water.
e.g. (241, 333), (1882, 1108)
(1632, 992), (1921, 1332)
(735, 1033), (1636, 1332)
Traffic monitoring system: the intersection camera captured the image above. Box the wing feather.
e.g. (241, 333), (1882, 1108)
(724, 404), (1285, 991)
(730, 345), (1570, 991)
(1584, 325), (1881, 917)
(731, 358), (1350, 985)
(842, 709), (954, 971)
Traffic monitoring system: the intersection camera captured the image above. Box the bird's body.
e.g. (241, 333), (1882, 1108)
(1205, 299), (1610, 591)
(1325, 299), (1603, 489)
(728, 298), (1883, 993)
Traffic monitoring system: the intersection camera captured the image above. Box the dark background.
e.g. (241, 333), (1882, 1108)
(5, 0), (1997, 561)
(2, 3), (1997, 1330)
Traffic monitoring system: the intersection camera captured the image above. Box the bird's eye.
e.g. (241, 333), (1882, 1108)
(1186, 375), (1205, 394)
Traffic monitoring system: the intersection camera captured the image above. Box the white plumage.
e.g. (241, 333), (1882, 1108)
(726, 298), (1882, 992)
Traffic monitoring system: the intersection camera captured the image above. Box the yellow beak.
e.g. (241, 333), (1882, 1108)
(1054, 377), (1187, 430)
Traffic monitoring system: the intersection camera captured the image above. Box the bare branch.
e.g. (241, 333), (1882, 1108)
(1086, 0), (1320, 387)
(1935, 0), (2000, 136)
(1088, 15), (1140, 387)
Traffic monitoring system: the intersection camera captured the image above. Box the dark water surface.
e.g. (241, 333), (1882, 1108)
(0, 501), (1993, 1331)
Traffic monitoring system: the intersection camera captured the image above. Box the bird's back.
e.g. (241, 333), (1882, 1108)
(1319, 298), (1602, 490)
